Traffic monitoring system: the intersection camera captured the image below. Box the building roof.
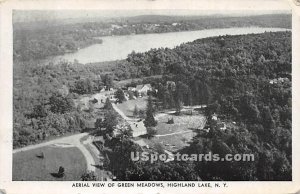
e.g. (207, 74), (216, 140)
(144, 84), (151, 88)
(136, 84), (144, 91)
(93, 136), (105, 143)
(128, 87), (135, 90)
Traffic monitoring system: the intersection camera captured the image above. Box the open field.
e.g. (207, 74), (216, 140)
(114, 75), (162, 87)
(143, 131), (196, 152)
(135, 113), (206, 152)
(155, 114), (206, 135)
(116, 97), (147, 118)
(13, 146), (86, 181)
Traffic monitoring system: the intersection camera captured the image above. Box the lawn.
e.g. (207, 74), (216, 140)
(140, 113), (206, 152)
(114, 75), (162, 87)
(13, 146), (87, 181)
(155, 114), (206, 135)
(143, 131), (196, 152)
(116, 97), (148, 118)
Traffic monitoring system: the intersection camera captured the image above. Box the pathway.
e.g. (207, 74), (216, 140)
(112, 103), (146, 137)
(154, 130), (193, 137)
(13, 133), (96, 172)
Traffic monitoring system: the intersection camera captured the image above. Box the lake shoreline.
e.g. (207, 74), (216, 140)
(40, 27), (290, 65)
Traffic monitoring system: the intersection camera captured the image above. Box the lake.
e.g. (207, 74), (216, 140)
(51, 27), (289, 64)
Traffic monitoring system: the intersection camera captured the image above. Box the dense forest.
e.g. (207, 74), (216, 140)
(13, 28), (291, 180)
(13, 14), (290, 61)
(103, 31), (292, 181)
(13, 60), (116, 148)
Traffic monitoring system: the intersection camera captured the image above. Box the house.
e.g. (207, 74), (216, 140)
(217, 122), (227, 131)
(136, 84), (152, 96)
(100, 87), (106, 92)
(91, 93), (107, 108)
(269, 77), (289, 85)
(128, 87), (136, 92)
(211, 113), (218, 121)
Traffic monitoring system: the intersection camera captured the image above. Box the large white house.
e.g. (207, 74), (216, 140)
(128, 84), (152, 96)
(136, 84), (152, 96)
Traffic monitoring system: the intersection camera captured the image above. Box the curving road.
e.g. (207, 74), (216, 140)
(13, 132), (96, 172)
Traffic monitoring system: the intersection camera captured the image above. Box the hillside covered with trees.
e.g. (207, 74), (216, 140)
(13, 30), (291, 180)
(13, 14), (290, 61)
(104, 31), (292, 181)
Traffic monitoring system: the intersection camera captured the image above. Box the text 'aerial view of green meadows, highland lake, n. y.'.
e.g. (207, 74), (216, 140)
(12, 9), (291, 181)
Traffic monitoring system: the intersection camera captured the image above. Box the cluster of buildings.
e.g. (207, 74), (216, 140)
(75, 88), (116, 111)
(205, 113), (227, 131)
(269, 77), (290, 85)
(75, 83), (153, 111)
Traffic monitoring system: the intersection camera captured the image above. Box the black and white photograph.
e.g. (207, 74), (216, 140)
(11, 5), (293, 182)
(1, 0), (300, 193)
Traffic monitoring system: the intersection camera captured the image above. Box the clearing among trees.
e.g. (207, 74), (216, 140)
(13, 146), (87, 181)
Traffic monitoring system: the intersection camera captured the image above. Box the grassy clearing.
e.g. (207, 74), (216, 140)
(13, 146), (86, 181)
(155, 114), (206, 135)
(116, 97), (147, 117)
(114, 75), (162, 87)
(138, 113), (206, 151)
(143, 131), (196, 152)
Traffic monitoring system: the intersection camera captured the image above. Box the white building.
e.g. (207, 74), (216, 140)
(136, 84), (152, 96)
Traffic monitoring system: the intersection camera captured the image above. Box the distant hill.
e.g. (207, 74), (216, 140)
(125, 15), (182, 23)
(125, 13), (292, 24)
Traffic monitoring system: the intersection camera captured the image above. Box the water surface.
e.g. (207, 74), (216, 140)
(51, 27), (289, 64)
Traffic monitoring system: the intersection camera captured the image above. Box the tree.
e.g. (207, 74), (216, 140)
(49, 93), (74, 114)
(202, 83), (212, 104)
(175, 98), (183, 115)
(31, 104), (48, 118)
(103, 110), (118, 133)
(104, 97), (113, 110)
(95, 118), (104, 135)
(58, 166), (65, 177)
(144, 95), (157, 127)
(261, 106), (275, 129)
(146, 127), (157, 138)
(157, 83), (167, 108)
(133, 105), (139, 117)
(167, 118), (174, 124)
(153, 143), (165, 154)
(72, 78), (94, 94)
(103, 153), (111, 169)
(205, 101), (221, 116)
(115, 89), (126, 103)
(103, 74), (114, 90)
(128, 91), (134, 100)
(115, 122), (133, 139)
(139, 109), (145, 118)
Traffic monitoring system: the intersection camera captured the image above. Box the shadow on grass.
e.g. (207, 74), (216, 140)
(139, 134), (153, 139)
(35, 154), (44, 159)
(50, 172), (64, 178)
(91, 164), (103, 170)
